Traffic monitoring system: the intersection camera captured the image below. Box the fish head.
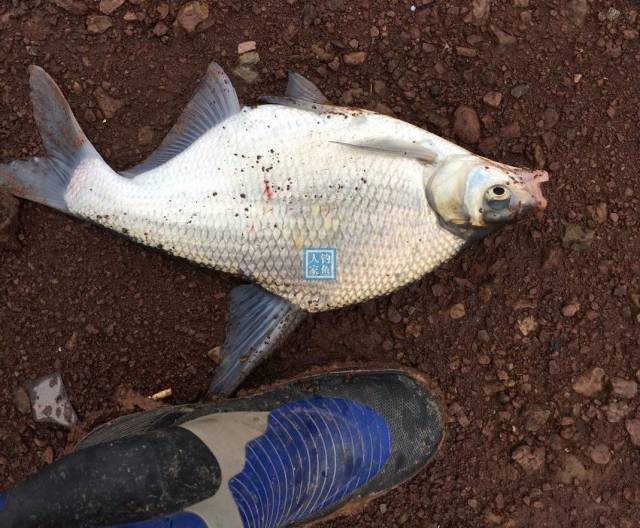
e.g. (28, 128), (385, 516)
(426, 155), (549, 233)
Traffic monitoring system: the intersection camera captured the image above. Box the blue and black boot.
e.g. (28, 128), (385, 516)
(0, 367), (444, 528)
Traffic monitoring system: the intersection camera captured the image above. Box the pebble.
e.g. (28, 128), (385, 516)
(0, 192), (19, 250)
(561, 303), (580, 317)
(449, 303), (466, 320)
(555, 454), (590, 485)
(517, 316), (537, 336)
(605, 401), (630, 423)
(483, 91), (503, 108)
(52, 0), (88, 16)
(86, 14), (113, 34)
(138, 126), (154, 146)
(543, 108), (559, 129)
(343, 51), (367, 66)
(625, 419), (640, 446)
(611, 378), (638, 399)
(99, 0), (124, 15)
(94, 87), (124, 118)
(238, 41), (257, 55)
(233, 64), (260, 84)
(565, 0), (589, 26)
(512, 445), (545, 473)
(25, 373), (78, 429)
(453, 106), (481, 144)
(572, 367), (605, 397)
(589, 444), (611, 465)
(500, 121), (521, 139)
(524, 408), (550, 432)
(153, 21), (169, 37)
(456, 46), (477, 57)
(511, 84), (530, 99)
(491, 25), (517, 46)
(176, 1), (209, 34)
(470, 0), (491, 25)
(14, 386), (31, 415)
(238, 52), (260, 66)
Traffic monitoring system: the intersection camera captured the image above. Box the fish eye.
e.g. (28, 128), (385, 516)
(486, 185), (510, 201)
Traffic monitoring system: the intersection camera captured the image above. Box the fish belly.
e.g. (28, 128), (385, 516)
(65, 106), (465, 311)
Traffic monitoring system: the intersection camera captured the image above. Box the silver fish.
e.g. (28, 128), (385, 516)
(0, 62), (549, 394)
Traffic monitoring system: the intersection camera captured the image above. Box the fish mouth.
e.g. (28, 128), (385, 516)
(521, 170), (549, 211)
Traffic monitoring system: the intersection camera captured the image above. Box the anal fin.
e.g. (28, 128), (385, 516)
(209, 285), (305, 396)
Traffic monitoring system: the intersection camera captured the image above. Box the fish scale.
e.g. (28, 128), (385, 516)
(0, 63), (548, 394)
(65, 105), (465, 312)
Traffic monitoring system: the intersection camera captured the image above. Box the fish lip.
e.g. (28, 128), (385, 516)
(522, 170), (550, 211)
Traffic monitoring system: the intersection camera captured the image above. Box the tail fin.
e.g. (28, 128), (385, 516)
(0, 66), (103, 212)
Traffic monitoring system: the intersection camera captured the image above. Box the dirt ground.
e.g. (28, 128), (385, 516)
(1, 0), (640, 526)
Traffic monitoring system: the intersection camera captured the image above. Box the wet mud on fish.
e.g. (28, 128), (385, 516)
(1, 1), (640, 527)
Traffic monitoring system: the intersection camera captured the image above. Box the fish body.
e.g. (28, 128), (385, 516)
(67, 106), (466, 311)
(0, 63), (548, 394)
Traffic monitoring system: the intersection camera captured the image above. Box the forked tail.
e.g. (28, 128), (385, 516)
(0, 66), (107, 213)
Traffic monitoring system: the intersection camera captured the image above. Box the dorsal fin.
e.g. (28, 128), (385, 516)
(285, 72), (330, 104)
(260, 72), (335, 112)
(121, 62), (240, 178)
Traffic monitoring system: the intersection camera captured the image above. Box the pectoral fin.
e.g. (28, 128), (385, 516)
(209, 285), (305, 396)
(331, 139), (439, 163)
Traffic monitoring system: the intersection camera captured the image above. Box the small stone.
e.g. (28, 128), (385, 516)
(42, 446), (54, 464)
(86, 14), (113, 34)
(589, 444), (611, 465)
(572, 367), (605, 397)
(517, 316), (537, 336)
(524, 408), (550, 432)
(624, 486), (640, 504)
(453, 105), (481, 144)
(94, 88), (124, 119)
(25, 373), (78, 429)
(153, 21), (169, 37)
(543, 108), (559, 129)
(605, 7), (621, 22)
(605, 401), (630, 423)
(52, 0), (88, 16)
(511, 84), (530, 99)
(623, 29), (639, 40)
(137, 126), (154, 146)
(562, 303), (580, 317)
(612, 378), (638, 399)
(208, 346), (221, 363)
(344, 51), (367, 66)
(564, 0), (589, 26)
(233, 65), (260, 84)
(561, 222), (594, 250)
(483, 91), (503, 108)
(456, 46), (477, 57)
(512, 445), (545, 473)
(176, 1), (209, 34)
(0, 192), (20, 250)
(449, 303), (466, 320)
(14, 386), (31, 415)
(500, 121), (521, 139)
(470, 0), (491, 25)
(157, 3), (169, 19)
(238, 41), (257, 55)
(99, 0), (124, 15)
(554, 454), (590, 485)
(491, 25), (517, 46)
(625, 419), (640, 446)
